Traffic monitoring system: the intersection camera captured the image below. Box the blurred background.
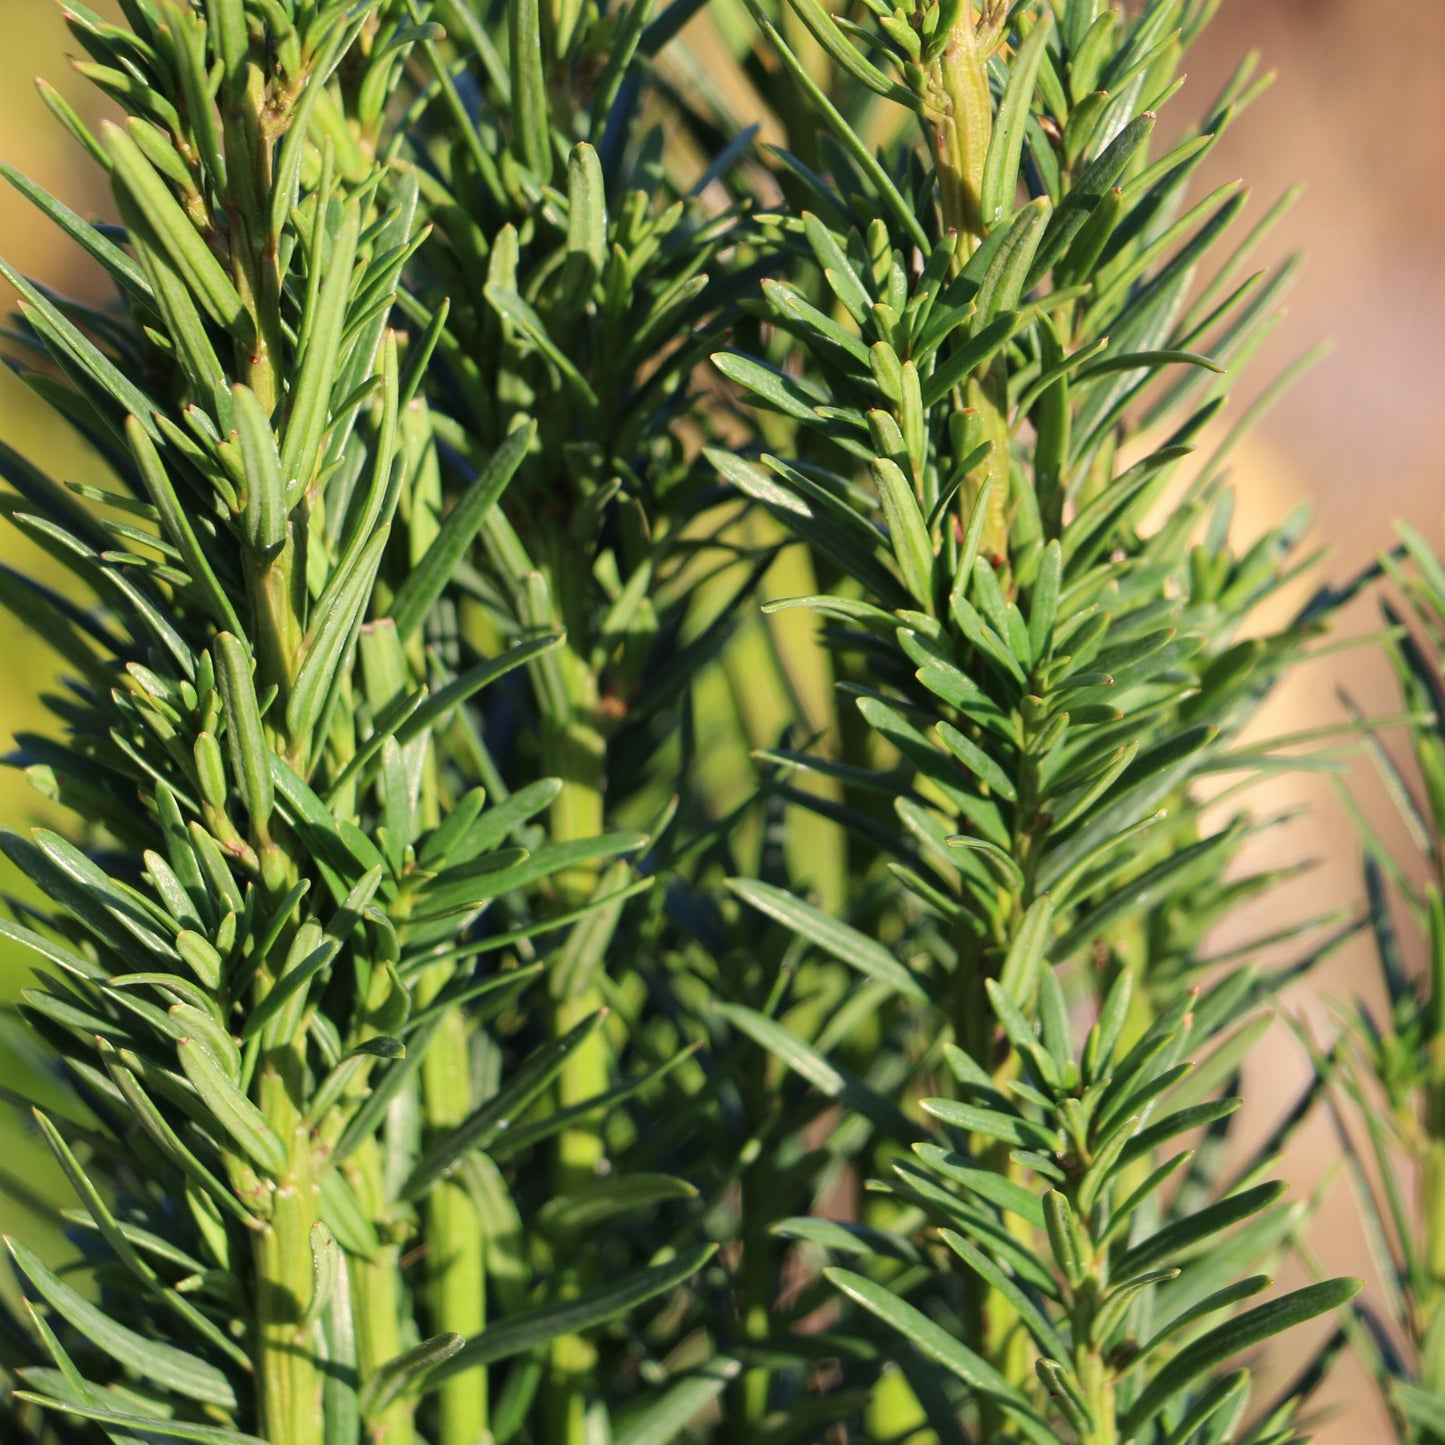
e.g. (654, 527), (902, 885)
(2, 1), (1442, 1437)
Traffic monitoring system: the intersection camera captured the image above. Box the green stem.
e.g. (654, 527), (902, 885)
(953, 751), (1055, 1418)
(547, 985), (604, 1445)
(1421, 1144), (1445, 1294)
(224, 63), (280, 413)
(346, 1140), (415, 1445)
(962, 364), (1013, 564)
(925, 11), (992, 250)
(541, 604), (609, 1445)
(952, 921), (1025, 1436)
(545, 668), (609, 1190)
(1078, 1348), (1118, 1445)
(246, 413), (318, 1441)
(922, 10), (1012, 561)
(246, 533), (307, 736)
(420, 976), (490, 1444)
(255, 1057), (324, 1445)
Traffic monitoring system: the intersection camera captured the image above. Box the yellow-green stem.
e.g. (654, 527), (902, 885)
(1078, 1349), (1118, 1445)
(962, 364), (1014, 565)
(255, 1063), (324, 1445)
(246, 534), (306, 736)
(542, 626), (609, 1444)
(421, 984), (490, 1443)
(927, 12), (992, 250)
(1432, 1168), (1445, 1297)
(226, 64), (279, 413)
(954, 923), (1028, 1431)
(346, 1139), (415, 1445)
(545, 685), (610, 1187)
(547, 987), (604, 1444)
(246, 417), (318, 1441)
(923, 10), (1011, 562)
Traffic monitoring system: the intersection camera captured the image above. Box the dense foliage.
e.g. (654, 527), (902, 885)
(0, 1), (1389, 1442)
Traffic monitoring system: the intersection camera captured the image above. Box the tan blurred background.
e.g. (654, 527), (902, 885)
(1182, 9), (1445, 1438)
(2, 1), (1442, 1437)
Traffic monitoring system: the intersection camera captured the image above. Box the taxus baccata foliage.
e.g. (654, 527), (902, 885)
(0, 1), (1360, 1443)
(1323, 528), (1445, 1445)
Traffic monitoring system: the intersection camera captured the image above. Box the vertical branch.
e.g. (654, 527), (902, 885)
(254, 1054), (324, 1445)
(542, 556), (610, 1445)
(347, 1137), (416, 1445)
(920, 5), (1011, 560)
(419, 975), (490, 1443)
(926, 10), (993, 250)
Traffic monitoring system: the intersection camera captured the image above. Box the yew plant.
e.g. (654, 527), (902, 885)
(0, 1), (1366, 1443)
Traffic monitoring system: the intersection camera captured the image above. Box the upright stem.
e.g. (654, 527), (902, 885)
(542, 559), (610, 1445)
(239, 226), (317, 1430)
(246, 532), (307, 735)
(254, 1030), (324, 1445)
(953, 921), (1023, 1437)
(545, 649), (609, 1190)
(420, 969), (490, 1443)
(952, 722), (1056, 1416)
(961, 364), (1013, 564)
(347, 1138), (415, 1445)
(923, 9), (1012, 561)
(224, 63), (280, 412)
(926, 11), (992, 251)
(239, 459), (321, 1443)
(1078, 1348), (1118, 1445)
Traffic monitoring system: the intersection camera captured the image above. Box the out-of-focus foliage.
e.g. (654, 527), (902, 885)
(1327, 526), (1445, 1445)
